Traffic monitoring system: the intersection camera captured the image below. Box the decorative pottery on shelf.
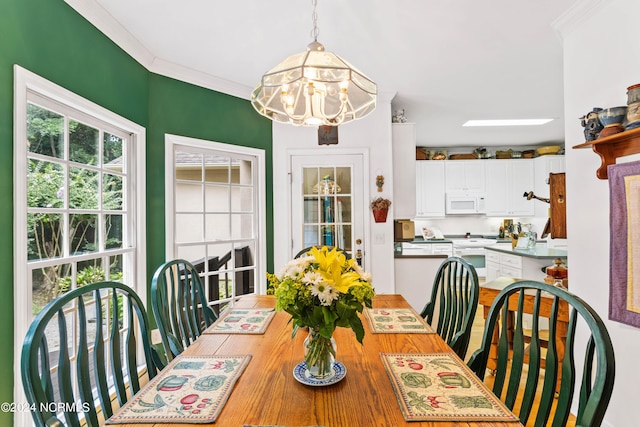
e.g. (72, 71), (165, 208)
(598, 106), (627, 138)
(626, 84), (640, 130)
(580, 107), (603, 142)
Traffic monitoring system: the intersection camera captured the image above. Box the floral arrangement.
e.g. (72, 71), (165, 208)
(370, 197), (392, 210)
(267, 246), (375, 377)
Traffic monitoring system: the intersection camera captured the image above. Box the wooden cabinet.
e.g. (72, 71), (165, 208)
(445, 160), (485, 193)
(484, 159), (534, 217)
(392, 123), (416, 218)
(533, 155), (565, 218)
(415, 161), (445, 217)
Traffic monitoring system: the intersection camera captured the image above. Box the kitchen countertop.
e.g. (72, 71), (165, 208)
(395, 235), (513, 244)
(485, 245), (567, 260)
(394, 253), (449, 259)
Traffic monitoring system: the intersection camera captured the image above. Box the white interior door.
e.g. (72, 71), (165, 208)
(291, 153), (366, 267)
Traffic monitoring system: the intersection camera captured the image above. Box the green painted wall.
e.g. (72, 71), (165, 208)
(0, 0), (272, 423)
(147, 74), (274, 287)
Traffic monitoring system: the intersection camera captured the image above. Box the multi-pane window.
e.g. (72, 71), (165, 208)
(14, 66), (145, 426)
(167, 137), (264, 315)
(26, 95), (134, 314)
(301, 166), (353, 255)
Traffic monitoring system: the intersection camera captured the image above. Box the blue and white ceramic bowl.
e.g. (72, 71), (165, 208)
(598, 106), (627, 127)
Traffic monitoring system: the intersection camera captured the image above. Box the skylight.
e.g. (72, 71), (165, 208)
(462, 119), (554, 127)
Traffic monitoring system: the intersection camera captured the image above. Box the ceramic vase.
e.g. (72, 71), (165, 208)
(580, 107), (603, 142)
(372, 207), (388, 223)
(304, 328), (336, 379)
(627, 84), (640, 129)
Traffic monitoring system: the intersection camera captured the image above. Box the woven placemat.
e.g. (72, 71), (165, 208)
(106, 354), (251, 424)
(364, 308), (434, 333)
(380, 353), (518, 422)
(205, 308), (275, 334)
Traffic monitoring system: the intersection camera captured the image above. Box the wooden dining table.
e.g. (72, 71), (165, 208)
(114, 294), (523, 427)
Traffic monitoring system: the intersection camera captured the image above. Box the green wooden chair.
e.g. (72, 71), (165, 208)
(151, 259), (218, 365)
(468, 280), (615, 427)
(294, 245), (351, 259)
(21, 281), (158, 427)
(420, 256), (479, 360)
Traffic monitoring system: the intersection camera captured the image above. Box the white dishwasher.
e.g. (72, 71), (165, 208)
(451, 239), (497, 278)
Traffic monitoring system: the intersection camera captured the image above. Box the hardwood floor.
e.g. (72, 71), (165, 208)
(467, 288), (577, 427)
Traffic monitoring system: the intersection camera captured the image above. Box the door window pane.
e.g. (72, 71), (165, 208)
(300, 166), (353, 254)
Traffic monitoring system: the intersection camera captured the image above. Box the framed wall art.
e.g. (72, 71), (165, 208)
(609, 160), (640, 328)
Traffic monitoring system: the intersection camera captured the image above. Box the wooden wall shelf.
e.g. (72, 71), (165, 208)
(573, 126), (640, 179)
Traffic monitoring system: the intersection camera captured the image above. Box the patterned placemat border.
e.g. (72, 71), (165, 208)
(205, 308), (276, 334)
(364, 307), (435, 333)
(380, 353), (519, 422)
(106, 354), (251, 424)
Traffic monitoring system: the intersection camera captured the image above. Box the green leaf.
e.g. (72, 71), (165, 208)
(350, 315), (365, 344)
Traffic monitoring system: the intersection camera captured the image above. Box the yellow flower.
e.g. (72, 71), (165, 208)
(309, 246), (345, 271)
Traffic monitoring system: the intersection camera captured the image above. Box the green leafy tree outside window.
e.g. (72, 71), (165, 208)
(27, 104), (124, 308)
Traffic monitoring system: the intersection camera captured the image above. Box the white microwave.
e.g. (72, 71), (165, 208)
(445, 193), (486, 215)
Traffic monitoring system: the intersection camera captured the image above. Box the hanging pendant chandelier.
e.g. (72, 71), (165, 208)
(251, 0), (377, 126)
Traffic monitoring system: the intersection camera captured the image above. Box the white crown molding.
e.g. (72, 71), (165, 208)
(64, 0), (155, 68)
(64, 0), (252, 100)
(551, 0), (615, 40)
(148, 57), (253, 100)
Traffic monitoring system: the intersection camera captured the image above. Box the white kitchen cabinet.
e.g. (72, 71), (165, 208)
(444, 160), (485, 193)
(484, 248), (553, 282)
(484, 159), (534, 217)
(533, 155), (565, 218)
(415, 161), (445, 217)
(392, 123), (416, 219)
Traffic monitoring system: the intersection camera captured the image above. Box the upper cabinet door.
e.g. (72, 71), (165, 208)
(445, 160), (485, 193)
(485, 159), (534, 217)
(416, 161), (445, 217)
(392, 123), (416, 219)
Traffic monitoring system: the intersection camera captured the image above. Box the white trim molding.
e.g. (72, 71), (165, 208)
(552, 0), (615, 39)
(64, 0), (253, 100)
(164, 134), (267, 294)
(13, 65), (147, 427)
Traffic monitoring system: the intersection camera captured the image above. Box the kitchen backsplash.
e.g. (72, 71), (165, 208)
(412, 216), (548, 239)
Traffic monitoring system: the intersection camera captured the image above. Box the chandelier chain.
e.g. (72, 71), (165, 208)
(310, 0), (319, 41)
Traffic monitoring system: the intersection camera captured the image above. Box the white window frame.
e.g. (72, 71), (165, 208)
(13, 65), (146, 426)
(164, 134), (267, 298)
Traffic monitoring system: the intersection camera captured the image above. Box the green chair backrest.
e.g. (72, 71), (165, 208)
(21, 281), (158, 427)
(294, 245), (352, 259)
(420, 256), (479, 360)
(467, 280), (615, 427)
(151, 259), (218, 364)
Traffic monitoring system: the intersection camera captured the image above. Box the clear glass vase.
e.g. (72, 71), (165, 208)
(303, 328), (336, 379)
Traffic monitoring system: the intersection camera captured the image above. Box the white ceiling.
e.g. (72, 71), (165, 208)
(82, 0), (577, 148)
